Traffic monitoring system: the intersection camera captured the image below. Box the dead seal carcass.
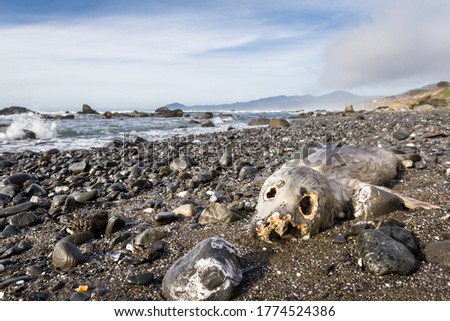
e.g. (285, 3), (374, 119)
(252, 145), (440, 242)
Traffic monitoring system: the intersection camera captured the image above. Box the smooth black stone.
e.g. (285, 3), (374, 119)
(0, 225), (21, 238)
(125, 272), (154, 285)
(154, 212), (177, 226)
(0, 202), (39, 218)
(0, 275), (32, 289)
(105, 216), (126, 236)
(29, 291), (50, 301)
(4, 173), (37, 187)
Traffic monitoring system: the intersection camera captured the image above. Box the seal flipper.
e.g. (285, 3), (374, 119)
(374, 185), (441, 210)
(352, 184), (440, 219)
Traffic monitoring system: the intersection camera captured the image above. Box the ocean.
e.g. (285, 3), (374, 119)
(0, 110), (303, 153)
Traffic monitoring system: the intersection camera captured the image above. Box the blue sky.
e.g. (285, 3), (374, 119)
(0, 0), (449, 111)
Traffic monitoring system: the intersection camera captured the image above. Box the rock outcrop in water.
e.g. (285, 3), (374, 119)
(79, 104), (99, 115)
(154, 106), (184, 118)
(0, 106), (34, 115)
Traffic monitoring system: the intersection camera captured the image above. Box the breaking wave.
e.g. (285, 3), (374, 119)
(0, 113), (58, 141)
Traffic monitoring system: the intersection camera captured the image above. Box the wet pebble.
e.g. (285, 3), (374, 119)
(4, 173), (37, 187)
(162, 237), (242, 301)
(125, 272), (154, 285)
(25, 184), (47, 196)
(0, 275), (32, 290)
(154, 212), (177, 226)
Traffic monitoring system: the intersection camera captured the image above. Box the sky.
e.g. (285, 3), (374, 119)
(0, 0), (449, 111)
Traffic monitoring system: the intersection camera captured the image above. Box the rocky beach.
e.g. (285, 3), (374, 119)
(1, 106), (449, 301)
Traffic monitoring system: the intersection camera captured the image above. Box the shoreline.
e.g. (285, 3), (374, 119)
(0, 109), (449, 301)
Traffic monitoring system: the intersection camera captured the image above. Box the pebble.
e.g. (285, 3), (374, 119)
(393, 131), (411, 141)
(0, 275), (31, 290)
(198, 203), (242, 225)
(238, 166), (258, 180)
(423, 240), (450, 268)
(0, 225), (20, 238)
(0, 202), (38, 218)
(62, 231), (95, 246)
(69, 160), (88, 173)
(105, 215), (126, 236)
(52, 240), (86, 270)
(219, 151), (233, 167)
(4, 173), (37, 187)
(72, 190), (98, 203)
(162, 237), (242, 300)
(154, 212), (177, 226)
(54, 186), (70, 194)
(173, 204), (196, 217)
(0, 264), (4, 272)
(125, 272), (154, 285)
(176, 191), (189, 198)
(134, 227), (166, 246)
(7, 211), (40, 227)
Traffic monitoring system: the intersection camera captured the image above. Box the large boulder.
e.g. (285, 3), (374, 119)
(357, 229), (419, 275)
(154, 106), (184, 118)
(247, 118), (270, 126)
(269, 118), (290, 128)
(162, 237), (242, 300)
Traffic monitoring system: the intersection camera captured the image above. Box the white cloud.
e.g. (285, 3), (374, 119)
(321, 0), (450, 92)
(0, 9), (325, 110)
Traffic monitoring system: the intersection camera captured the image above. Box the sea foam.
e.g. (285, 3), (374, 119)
(0, 113), (57, 140)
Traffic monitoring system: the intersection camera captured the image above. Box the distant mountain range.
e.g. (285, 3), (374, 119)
(167, 90), (380, 112)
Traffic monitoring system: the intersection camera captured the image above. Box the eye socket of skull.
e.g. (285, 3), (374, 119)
(298, 192), (318, 220)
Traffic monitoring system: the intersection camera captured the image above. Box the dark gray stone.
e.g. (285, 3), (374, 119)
(52, 240), (86, 270)
(134, 227), (166, 246)
(72, 190), (97, 203)
(69, 160), (88, 173)
(0, 202), (38, 218)
(170, 156), (195, 171)
(25, 183), (47, 196)
(0, 240), (32, 259)
(107, 182), (126, 192)
(0, 160), (15, 169)
(7, 211), (40, 227)
(219, 152), (232, 167)
(162, 237), (242, 300)
(125, 272), (154, 285)
(0, 275), (32, 289)
(377, 226), (422, 258)
(393, 131), (411, 141)
(105, 216), (126, 236)
(199, 203), (242, 225)
(155, 212), (177, 226)
(201, 120), (215, 127)
(357, 230), (418, 275)
(61, 231), (95, 246)
(23, 129), (37, 139)
(4, 173), (37, 187)
(49, 195), (76, 216)
(0, 185), (19, 198)
(0, 225), (20, 238)
(238, 166), (257, 180)
(423, 240), (450, 268)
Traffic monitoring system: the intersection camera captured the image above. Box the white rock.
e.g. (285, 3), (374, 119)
(143, 208), (155, 214)
(55, 186), (70, 193)
(0, 264), (5, 272)
(0, 292), (4, 299)
(176, 191), (189, 198)
(173, 204), (196, 217)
